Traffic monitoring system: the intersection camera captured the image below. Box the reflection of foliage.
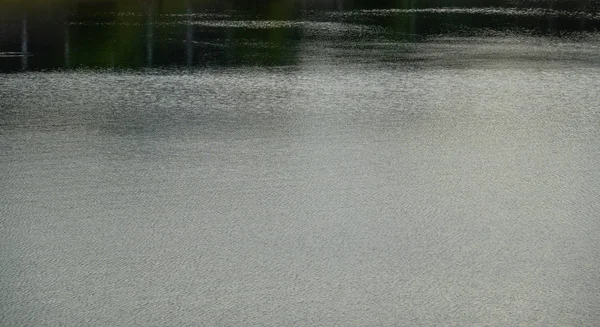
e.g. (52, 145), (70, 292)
(61, 0), (303, 69)
(4, 0), (600, 10)
(1, 0), (598, 71)
(69, 2), (146, 68)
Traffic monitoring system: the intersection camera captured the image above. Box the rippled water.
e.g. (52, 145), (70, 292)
(1, 3), (600, 326)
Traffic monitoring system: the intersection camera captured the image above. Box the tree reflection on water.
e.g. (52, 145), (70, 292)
(0, 0), (598, 72)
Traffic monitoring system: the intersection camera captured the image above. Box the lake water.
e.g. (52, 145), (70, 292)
(1, 2), (600, 326)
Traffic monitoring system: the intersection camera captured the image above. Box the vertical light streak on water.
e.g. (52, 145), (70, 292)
(548, 0), (555, 31)
(225, 27), (234, 63)
(64, 22), (70, 69)
(186, 1), (193, 68)
(146, 6), (153, 68)
(20, 14), (27, 71)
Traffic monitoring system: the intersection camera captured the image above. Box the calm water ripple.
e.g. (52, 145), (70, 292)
(1, 2), (600, 326)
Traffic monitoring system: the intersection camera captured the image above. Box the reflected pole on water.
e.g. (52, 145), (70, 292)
(186, 0), (193, 68)
(576, 0), (586, 30)
(547, 0), (554, 32)
(21, 14), (28, 71)
(146, 5), (154, 68)
(64, 22), (70, 69)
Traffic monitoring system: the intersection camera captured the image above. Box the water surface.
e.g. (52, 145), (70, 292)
(1, 2), (600, 326)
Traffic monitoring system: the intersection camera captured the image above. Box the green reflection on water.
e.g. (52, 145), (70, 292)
(0, 0), (598, 71)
